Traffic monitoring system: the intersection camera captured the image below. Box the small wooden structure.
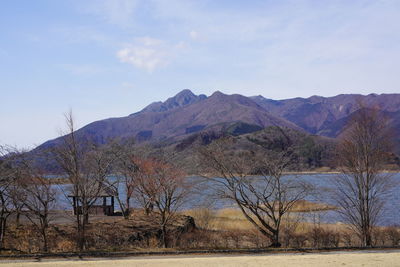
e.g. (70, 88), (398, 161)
(68, 187), (115, 216)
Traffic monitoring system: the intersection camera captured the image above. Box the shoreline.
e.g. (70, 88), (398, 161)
(46, 170), (400, 185)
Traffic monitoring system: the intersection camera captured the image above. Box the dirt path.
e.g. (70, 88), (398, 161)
(1, 250), (400, 267)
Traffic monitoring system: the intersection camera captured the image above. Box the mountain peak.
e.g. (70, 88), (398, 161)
(138, 89), (207, 114)
(210, 90), (227, 98)
(251, 95), (267, 101)
(169, 89), (197, 106)
(174, 89), (195, 98)
(34, 92), (400, 159)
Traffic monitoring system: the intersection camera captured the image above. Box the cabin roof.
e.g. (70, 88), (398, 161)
(67, 184), (114, 198)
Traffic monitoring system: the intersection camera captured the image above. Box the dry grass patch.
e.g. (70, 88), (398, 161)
(184, 200), (336, 231)
(290, 200), (336, 212)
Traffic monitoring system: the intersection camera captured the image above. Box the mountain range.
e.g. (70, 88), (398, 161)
(35, 90), (400, 151)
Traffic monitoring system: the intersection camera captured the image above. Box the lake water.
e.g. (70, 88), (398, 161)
(296, 173), (400, 226)
(53, 172), (400, 226)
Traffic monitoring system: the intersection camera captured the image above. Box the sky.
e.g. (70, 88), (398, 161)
(1, 0), (400, 148)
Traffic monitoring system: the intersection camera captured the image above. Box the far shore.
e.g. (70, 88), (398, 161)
(44, 170), (400, 185)
(192, 169), (400, 178)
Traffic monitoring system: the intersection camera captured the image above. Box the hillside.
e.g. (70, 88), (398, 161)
(170, 125), (337, 174)
(32, 90), (400, 168)
(251, 93), (400, 137)
(35, 90), (301, 150)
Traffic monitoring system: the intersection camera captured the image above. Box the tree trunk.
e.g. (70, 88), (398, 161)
(123, 210), (130, 219)
(76, 214), (85, 251)
(79, 223), (86, 251)
(42, 228), (48, 252)
(270, 230), (281, 248)
(84, 213), (89, 225)
(0, 217), (6, 249)
(124, 196), (131, 219)
(364, 229), (372, 247)
(161, 224), (167, 248)
(15, 211), (21, 227)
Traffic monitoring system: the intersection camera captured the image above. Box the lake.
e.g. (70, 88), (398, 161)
(53, 172), (400, 226)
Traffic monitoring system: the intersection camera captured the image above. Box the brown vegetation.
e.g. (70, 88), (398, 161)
(0, 106), (399, 255)
(334, 106), (395, 246)
(183, 207), (400, 249)
(197, 130), (313, 247)
(2, 211), (195, 253)
(52, 111), (116, 251)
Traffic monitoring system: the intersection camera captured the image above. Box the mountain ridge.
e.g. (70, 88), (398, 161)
(34, 90), (400, 152)
(251, 93), (400, 137)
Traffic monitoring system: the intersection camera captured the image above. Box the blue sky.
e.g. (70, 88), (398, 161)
(1, 0), (400, 148)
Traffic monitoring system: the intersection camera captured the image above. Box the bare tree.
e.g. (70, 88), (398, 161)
(52, 111), (113, 251)
(2, 148), (57, 252)
(334, 107), (394, 247)
(197, 132), (312, 247)
(21, 173), (56, 252)
(0, 146), (30, 250)
(0, 146), (16, 249)
(106, 140), (138, 219)
(134, 157), (191, 248)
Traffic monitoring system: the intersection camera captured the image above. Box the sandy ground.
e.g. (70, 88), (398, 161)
(1, 250), (400, 267)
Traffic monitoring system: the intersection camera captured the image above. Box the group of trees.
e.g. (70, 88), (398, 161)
(0, 146), (56, 252)
(51, 111), (190, 250)
(0, 105), (397, 252)
(0, 112), (190, 251)
(198, 106), (397, 248)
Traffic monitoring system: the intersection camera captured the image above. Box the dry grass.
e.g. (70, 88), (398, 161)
(183, 200), (337, 231)
(290, 200), (336, 212)
(184, 204), (400, 248)
(3, 205), (399, 253)
(212, 209), (253, 231)
(2, 211), (195, 253)
(183, 208), (251, 231)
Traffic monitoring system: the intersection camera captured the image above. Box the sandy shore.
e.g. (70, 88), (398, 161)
(1, 250), (400, 267)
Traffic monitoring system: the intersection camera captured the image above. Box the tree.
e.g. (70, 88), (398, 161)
(106, 140), (138, 219)
(0, 146), (16, 249)
(2, 148), (58, 253)
(334, 107), (394, 247)
(197, 131), (312, 247)
(134, 157), (191, 248)
(21, 173), (56, 252)
(299, 136), (323, 169)
(52, 111), (114, 251)
(0, 146), (30, 249)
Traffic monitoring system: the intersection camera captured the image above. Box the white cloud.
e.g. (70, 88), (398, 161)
(117, 45), (167, 72)
(72, 0), (400, 95)
(117, 37), (184, 72)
